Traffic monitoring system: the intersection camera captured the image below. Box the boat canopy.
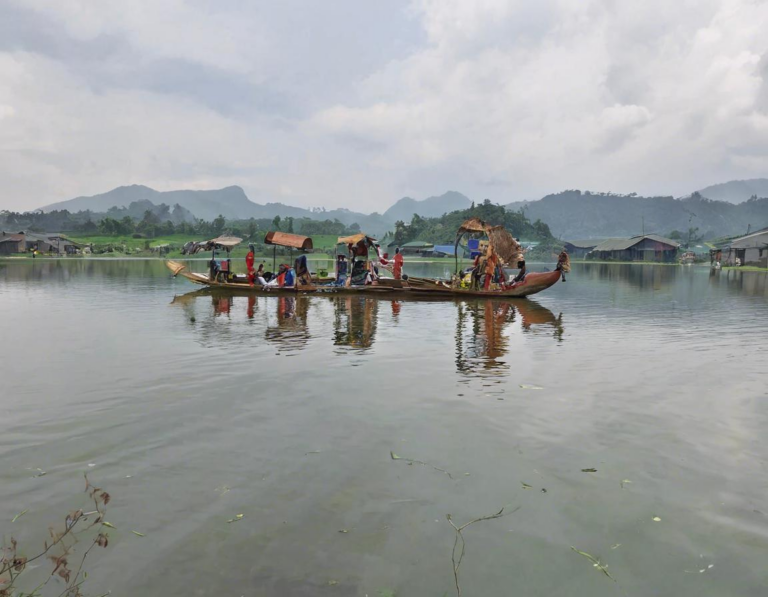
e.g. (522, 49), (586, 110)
(337, 233), (377, 245)
(264, 231), (313, 251)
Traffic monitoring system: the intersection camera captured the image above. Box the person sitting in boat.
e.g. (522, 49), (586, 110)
(512, 260), (527, 283)
(283, 265), (296, 287)
(294, 254), (311, 285)
(349, 258), (369, 285)
(209, 250), (219, 280)
(264, 264), (288, 287)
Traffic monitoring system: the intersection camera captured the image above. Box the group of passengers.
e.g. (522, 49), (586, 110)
(335, 245), (404, 286)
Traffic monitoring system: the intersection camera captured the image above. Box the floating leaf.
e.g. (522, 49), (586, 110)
(570, 547), (615, 581)
(338, 529), (349, 533)
(519, 384), (543, 390)
(390, 452), (401, 460)
(521, 482), (533, 490)
(102, 521), (116, 529)
(327, 580), (339, 586)
(11, 510), (28, 523)
(611, 544), (621, 549)
(226, 514), (245, 523)
(620, 479), (631, 489)
(131, 531), (145, 537)
(581, 468), (598, 473)
(652, 516), (661, 522)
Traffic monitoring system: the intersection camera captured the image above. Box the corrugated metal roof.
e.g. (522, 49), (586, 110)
(641, 234), (680, 247)
(592, 237), (637, 251)
(730, 229), (768, 249)
(564, 239), (602, 249)
(592, 234), (679, 252)
(402, 241), (434, 248)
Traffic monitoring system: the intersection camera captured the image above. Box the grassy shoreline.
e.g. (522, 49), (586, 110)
(3, 254), (766, 272)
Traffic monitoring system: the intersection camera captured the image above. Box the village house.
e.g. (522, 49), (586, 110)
(563, 239), (602, 258)
(588, 234), (680, 262)
(719, 229), (768, 268)
(0, 230), (81, 255)
(399, 240), (435, 256)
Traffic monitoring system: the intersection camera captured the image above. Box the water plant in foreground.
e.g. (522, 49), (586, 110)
(1, 476), (112, 597)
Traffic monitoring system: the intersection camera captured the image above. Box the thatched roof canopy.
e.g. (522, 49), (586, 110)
(457, 218), (492, 234)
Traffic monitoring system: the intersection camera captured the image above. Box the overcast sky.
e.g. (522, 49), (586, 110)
(2, 0), (768, 212)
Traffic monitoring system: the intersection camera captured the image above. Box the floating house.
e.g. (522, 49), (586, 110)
(588, 234), (680, 262)
(719, 229), (768, 267)
(563, 239), (602, 258)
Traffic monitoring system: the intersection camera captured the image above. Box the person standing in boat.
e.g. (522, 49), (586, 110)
(336, 254), (348, 286)
(393, 247), (404, 280)
(246, 244), (256, 287)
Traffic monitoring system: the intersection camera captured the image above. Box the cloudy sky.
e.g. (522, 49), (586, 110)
(2, 0), (768, 212)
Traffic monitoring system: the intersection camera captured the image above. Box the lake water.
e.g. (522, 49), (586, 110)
(1, 259), (767, 596)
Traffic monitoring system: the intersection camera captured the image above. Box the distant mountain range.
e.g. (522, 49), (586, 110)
(35, 179), (768, 239)
(383, 191), (471, 221)
(695, 178), (768, 203)
(39, 186), (473, 235)
(507, 191), (768, 240)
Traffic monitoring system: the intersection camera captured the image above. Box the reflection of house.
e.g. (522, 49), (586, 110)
(400, 241), (434, 256)
(588, 235), (680, 262)
(563, 239), (601, 258)
(720, 229), (768, 267)
(0, 231), (80, 255)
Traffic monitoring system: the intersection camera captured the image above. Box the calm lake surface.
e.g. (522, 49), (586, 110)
(1, 259), (767, 596)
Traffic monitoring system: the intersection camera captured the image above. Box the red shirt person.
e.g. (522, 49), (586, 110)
(393, 247), (404, 280)
(245, 245), (256, 286)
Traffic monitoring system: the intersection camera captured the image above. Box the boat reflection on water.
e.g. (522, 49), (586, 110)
(455, 299), (563, 375)
(330, 296), (379, 352)
(265, 296), (311, 351)
(170, 290), (562, 367)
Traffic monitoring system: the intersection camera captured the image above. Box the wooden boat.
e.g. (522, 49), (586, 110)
(165, 222), (567, 299)
(166, 260), (562, 298)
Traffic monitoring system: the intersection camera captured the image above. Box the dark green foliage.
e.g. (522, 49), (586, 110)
(393, 199), (555, 245)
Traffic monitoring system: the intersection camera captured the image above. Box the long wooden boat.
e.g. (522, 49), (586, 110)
(165, 260), (562, 298)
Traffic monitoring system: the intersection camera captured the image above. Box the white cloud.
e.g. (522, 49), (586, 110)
(1, 0), (768, 212)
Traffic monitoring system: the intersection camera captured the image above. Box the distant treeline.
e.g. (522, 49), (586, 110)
(392, 199), (555, 245)
(0, 205), (364, 241)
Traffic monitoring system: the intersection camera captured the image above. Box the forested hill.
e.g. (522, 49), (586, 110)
(393, 200), (554, 246)
(506, 191), (768, 240)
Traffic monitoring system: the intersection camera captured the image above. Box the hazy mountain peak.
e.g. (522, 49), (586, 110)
(383, 190), (472, 221)
(696, 178), (768, 204)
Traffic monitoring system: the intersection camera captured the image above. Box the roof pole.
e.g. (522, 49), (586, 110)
(273, 245), (276, 273)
